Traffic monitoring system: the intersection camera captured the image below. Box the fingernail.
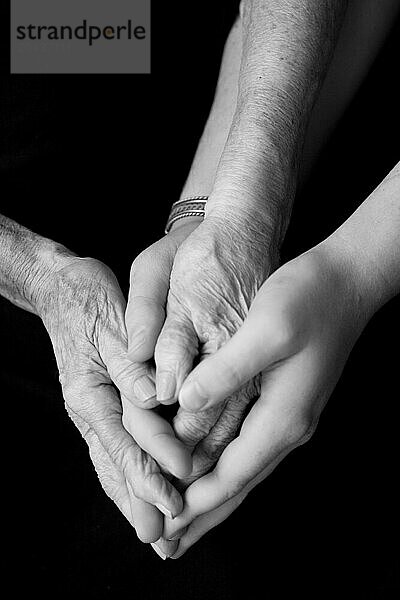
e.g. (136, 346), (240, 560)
(180, 379), (208, 411)
(133, 375), (156, 403)
(157, 372), (176, 404)
(128, 330), (145, 358)
(155, 503), (173, 520)
(151, 543), (167, 560)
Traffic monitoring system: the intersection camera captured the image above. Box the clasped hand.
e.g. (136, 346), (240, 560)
(45, 214), (370, 560)
(120, 216), (370, 559)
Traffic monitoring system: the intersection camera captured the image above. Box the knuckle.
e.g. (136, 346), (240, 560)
(264, 316), (296, 355)
(64, 400), (92, 439)
(174, 410), (216, 445)
(108, 359), (142, 386)
(283, 412), (317, 448)
(194, 434), (227, 473)
(155, 322), (196, 362)
(107, 435), (131, 471)
(61, 375), (89, 405)
(138, 470), (169, 503)
(156, 321), (184, 347)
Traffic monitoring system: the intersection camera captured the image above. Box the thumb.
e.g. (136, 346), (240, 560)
(154, 310), (198, 405)
(178, 300), (285, 412)
(126, 246), (174, 363)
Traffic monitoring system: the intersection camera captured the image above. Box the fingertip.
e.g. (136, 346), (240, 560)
(149, 433), (193, 479)
(179, 378), (209, 412)
(150, 539), (179, 560)
(133, 374), (157, 406)
(136, 525), (163, 544)
(150, 543), (168, 560)
(170, 549), (185, 560)
(128, 486), (163, 543)
(156, 371), (177, 404)
(124, 392), (159, 410)
(152, 481), (184, 521)
(168, 447), (193, 480)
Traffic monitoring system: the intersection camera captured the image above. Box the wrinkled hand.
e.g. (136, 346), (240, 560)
(37, 256), (191, 543)
(163, 245), (371, 557)
(125, 212), (275, 480)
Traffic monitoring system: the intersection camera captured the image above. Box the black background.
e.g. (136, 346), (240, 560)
(1, 2), (399, 598)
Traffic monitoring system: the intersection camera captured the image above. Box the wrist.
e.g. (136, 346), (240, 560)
(2, 234), (75, 316)
(205, 181), (291, 258)
(315, 234), (387, 326)
(26, 242), (78, 316)
(0, 217), (76, 314)
(165, 197), (208, 234)
(206, 110), (298, 247)
(168, 215), (204, 234)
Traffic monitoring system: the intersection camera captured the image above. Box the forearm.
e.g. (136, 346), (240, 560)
(178, 18), (242, 203)
(0, 215), (75, 314)
(208, 0), (348, 239)
(322, 162), (400, 314)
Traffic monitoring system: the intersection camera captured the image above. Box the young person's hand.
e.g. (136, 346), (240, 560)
(163, 244), (376, 556)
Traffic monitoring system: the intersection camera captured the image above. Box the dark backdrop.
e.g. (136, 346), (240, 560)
(1, 3), (399, 598)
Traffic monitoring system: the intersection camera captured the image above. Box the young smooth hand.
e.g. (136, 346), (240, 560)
(162, 243), (375, 557)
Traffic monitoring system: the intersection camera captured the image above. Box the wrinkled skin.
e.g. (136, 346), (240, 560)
(162, 247), (371, 557)
(124, 213), (277, 560)
(125, 214), (277, 486)
(37, 256), (188, 544)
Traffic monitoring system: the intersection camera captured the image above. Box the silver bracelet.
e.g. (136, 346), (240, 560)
(165, 196), (208, 234)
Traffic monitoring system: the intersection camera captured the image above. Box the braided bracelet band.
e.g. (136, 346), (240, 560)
(165, 196), (208, 234)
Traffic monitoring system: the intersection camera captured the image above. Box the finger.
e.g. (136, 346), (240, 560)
(172, 404), (224, 451)
(97, 312), (158, 408)
(83, 426), (163, 543)
(170, 494), (245, 559)
(178, 298), (289, 412)
(106, 355), (158, 408)
(127, 482), (164, 543)
(126, 247), (174, 363)
(150, 538), (179, 560)
(70, 381), (184, 518)
(154, 311), (198, 405)
(122, 396), (192, 479)
(82, 272), (159, 408)
(84, 426), (134, 526)
(187, 375), (260, 479)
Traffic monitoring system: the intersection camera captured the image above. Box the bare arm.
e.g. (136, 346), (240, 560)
(208, 0), (348, 242)
(0, 215), (73, 313)
(178, 0), (399, 220)
(325, 161), (400, 312)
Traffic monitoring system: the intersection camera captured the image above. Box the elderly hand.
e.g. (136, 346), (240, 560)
(37, 256), (192, 543)
(125, 210), (275, 479)
(162, 243), (373, 557)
